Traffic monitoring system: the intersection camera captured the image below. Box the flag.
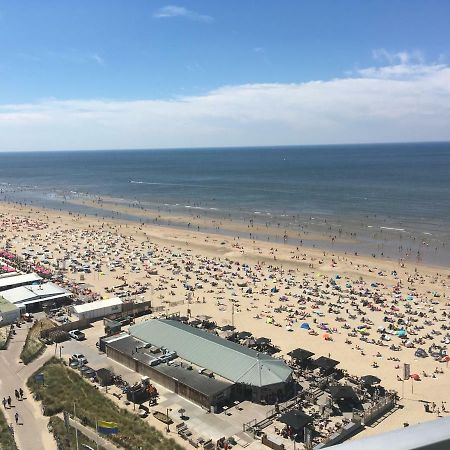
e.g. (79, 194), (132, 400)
(97, 420), (119, 434)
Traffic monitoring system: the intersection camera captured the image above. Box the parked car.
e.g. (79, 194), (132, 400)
(68, 329), (85, 341)
(70, 353), (88, 365)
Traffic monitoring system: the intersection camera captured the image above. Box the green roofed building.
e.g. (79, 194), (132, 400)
(104, 319), (293, 408)
(130, 319), (293, 403)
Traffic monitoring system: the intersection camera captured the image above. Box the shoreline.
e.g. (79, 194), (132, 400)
(2, 190), (450, 269)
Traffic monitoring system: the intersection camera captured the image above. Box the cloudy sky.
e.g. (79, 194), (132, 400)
(0, 0), (449, 151)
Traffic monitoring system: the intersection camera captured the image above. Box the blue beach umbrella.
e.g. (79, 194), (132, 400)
(300, 322), (310, 330)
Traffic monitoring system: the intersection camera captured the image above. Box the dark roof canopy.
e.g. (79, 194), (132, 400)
(288, 348), (315, 361)
(220, 325), (235, 331)
(361, 375), (381, 386)
(329, 385), (358, 400)
(313, 356), (340, 370)
(278, 409), (313, 429)
(237, 331), (252, 339)
(255, 337), (271, 345)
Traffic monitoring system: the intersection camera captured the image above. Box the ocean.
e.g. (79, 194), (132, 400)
(1, 142), (449, 265)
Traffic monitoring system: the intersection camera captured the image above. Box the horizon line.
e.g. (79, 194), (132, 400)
(1, 140), (450, 154)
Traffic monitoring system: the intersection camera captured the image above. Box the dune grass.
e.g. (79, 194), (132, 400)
(28, 358), (183, 450)
(48, 416), (106, 450)
(20, 318), (54, 364)
(0, 408), (18, 450)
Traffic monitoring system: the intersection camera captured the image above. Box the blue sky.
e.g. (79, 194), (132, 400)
(1, 1), (450, 150)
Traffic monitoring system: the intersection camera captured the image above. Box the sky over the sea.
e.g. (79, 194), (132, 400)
(1, 0), (450, 151)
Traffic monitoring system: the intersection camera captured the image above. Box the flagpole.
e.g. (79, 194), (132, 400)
(74, 403), (79, 450)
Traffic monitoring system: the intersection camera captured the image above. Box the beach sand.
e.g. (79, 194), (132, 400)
(1, 199), (449, 442)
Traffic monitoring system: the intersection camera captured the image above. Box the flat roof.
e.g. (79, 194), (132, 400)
(73, 297), (122, 314)
(129, 319), (292, 387)
(106, 334), (232, 398)
(0, 273), (42, 290)
(1, 283), (70, 305)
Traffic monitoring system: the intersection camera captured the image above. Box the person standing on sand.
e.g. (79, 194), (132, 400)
(14, 412), (19, 425)
(2, 398), (6, 409)
(7, 396), (11, 408)
(19, 388), (24, 399)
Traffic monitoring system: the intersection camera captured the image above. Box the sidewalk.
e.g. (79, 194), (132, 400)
(0, 322), (56, 450)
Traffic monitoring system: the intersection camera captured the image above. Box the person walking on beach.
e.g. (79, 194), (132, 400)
(19, 388), (24, 400)
(2, 398), (6, 409)
(14, 412), (19, 425)
(14, 390), (19, 401)
(7, 396), (11, 408)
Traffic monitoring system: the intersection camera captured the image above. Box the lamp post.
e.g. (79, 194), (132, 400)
(59, 345), (64, 360)
(166, 408), (172, 433)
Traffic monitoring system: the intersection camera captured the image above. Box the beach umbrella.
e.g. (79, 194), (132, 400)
(286, 325), (293, 332)
(323, 333), (331, 340)
(300, 322), (310, 330)
(440, 355), (450, 363)
(396, 329), (407, 337)
(410, 373), (421, 381)
(335, 275), (341, 279)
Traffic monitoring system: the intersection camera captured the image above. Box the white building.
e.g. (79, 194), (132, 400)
(0, 273), (42, 292)
(72, 297), (122, 321)
(1, 282), (72, 312)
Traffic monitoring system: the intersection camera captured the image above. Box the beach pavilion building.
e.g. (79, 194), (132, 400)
(104, 319), (293, 410)
(1, 282), (72, 313)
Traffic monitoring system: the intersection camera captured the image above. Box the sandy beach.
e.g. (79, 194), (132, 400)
(1, 198), (449, 442)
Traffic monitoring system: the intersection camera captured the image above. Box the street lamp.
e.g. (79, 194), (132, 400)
(59, 345), (64, 359)
(166, 408), (172, 433)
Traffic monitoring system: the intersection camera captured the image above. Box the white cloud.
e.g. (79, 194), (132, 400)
(372, 48), (425, 65)
(153, 5), (213, 23)
(1, 56), (450, 151)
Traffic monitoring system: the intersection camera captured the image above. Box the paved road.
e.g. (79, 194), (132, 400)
(0, 322), (57, 450)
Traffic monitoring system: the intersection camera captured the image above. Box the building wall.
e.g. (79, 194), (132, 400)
(106, 345), (231, 409)
(0, 307), (20, 326)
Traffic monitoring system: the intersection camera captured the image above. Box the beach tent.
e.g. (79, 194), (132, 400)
(415, 348), (428, 358)
(300, 322), (310, 330)
(397, 329), (407, 337)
